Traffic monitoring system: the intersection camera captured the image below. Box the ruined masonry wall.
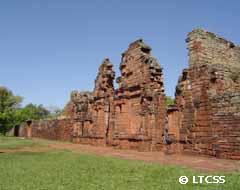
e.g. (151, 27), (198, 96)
(20, 119), (74, 141)
(114, 39), (166, 151)
(174, 29), (240, 159)
(20, 30), (240, 160)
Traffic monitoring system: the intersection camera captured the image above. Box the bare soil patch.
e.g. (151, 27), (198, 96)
(5, 138), (240, 172)
(45, 140), (240, 172)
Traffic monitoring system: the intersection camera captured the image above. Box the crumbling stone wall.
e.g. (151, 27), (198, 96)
(92, 58), (115, 145)
(175, 29), (240, 159)
(20, 30), (240, 160)
(64, 59), (115, 146)
(20, 119), (74, 141)
(113, 39), (166, 150)
(64, 42), (166, 151)
(167, 106), (181, 145)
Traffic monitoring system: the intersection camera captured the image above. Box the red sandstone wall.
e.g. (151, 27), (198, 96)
(167, 106), (181, 143)
(20, 119), (74, 141)
(65, 59), (115, 146)
(113, 39), (166, 151)
(175, 29), (240, 159)
(63, 41), (167, 151)
(19, 30), (240, 160)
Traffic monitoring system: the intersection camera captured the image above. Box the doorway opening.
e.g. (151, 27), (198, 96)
(14, 125), (20, 137)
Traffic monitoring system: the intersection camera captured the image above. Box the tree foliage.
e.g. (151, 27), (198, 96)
(0, 86), (51, 135)
(20, 104), (50, 120)
(165, 96), (175, 107)
(46, 106), (63, 119)
(0, 87), (22, 134)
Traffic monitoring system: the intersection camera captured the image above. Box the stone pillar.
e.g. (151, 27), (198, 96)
(26, 120), (32, 138)
(114, 39), (166, 151)
(93, 58), (115, 146)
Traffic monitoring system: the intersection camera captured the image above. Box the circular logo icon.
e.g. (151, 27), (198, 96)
(179, 176), (188, 184)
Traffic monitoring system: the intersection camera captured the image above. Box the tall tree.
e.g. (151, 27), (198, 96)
(0, 86), (52, 135)
(0, 87), (22, 134)
(20, 103), (50, 120)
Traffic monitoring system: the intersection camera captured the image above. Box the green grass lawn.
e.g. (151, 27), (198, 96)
(0, 137), (239, 190)
(0, 136), (50, 150)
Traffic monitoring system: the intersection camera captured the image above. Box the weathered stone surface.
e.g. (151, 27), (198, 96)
(20, 119), (74, 141)
(173, 29), (240, 159)
(20, 30), (240, 160)
(113, 39), (166, 151)
(69, 58), (115, 146)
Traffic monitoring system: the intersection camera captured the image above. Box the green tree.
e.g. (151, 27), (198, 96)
(46, 106), (63, 119)
(165, 96), (175, 107)
(21, 103), (50, 120)
(0, 87), (22, 134)
(0, 86), (51, 135)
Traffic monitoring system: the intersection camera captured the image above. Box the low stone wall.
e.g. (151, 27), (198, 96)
(20, 119), (74, 142)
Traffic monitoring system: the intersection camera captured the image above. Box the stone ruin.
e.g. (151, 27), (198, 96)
(20, 29), (240, 160)
(172, 29), (240, 159)
(113, 39), (166, 150)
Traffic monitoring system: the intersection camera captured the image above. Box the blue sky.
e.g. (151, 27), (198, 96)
(0, 0), (240, 108)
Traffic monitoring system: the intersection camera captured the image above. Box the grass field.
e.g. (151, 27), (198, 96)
(0, 136), (50, 149)
(0, 137), (239, 190)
